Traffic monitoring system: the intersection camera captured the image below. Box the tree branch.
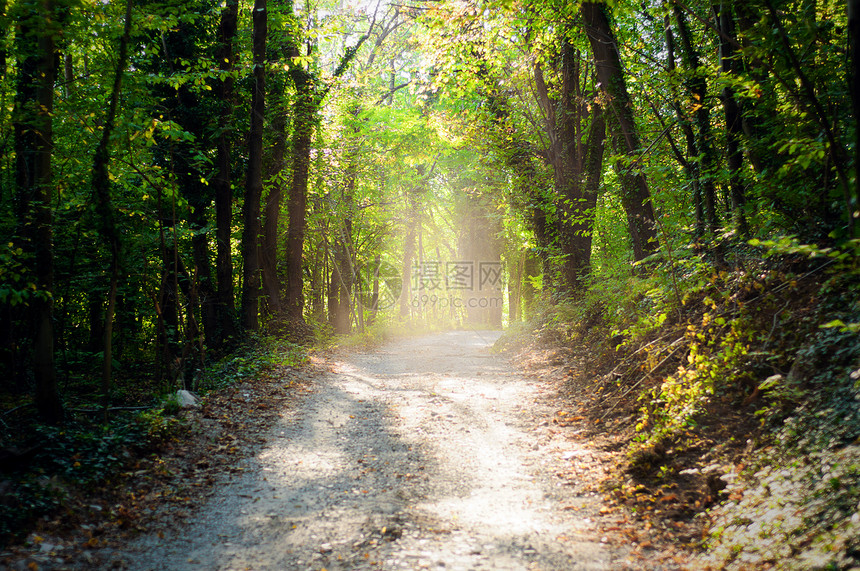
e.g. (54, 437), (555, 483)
(376, 80), (411, 104)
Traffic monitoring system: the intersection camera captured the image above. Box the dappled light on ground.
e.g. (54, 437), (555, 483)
(118, 332), (631, 570)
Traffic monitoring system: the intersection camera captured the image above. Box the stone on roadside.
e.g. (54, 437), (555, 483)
(176, 389), (201, 409)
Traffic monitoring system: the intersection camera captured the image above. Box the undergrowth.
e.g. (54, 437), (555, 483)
(500, 235), (860, 567)
(0, 415), (179, 546)
(0, 334), (307, 547)
(195, 334), (307, 393)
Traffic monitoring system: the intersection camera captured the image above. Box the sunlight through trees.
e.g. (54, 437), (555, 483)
(0, 0), (856, 418)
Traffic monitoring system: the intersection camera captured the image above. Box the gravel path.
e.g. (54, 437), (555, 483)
(124, 331), (630, 570)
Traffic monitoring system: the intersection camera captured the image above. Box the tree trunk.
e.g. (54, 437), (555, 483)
(213, 0), (239, 343)
(62, 53), (73, 96)
(261, 73), (288, 319)
(282, 6), (368, 336)
(508, 253), (522, 324)
(522, 255), (539, 319)
(582, 102), (607, 232)
(368, 254), (381, 325)
(86, 292), (105, 353)
(715, 1), (749, 236)
(284, 74), (314, 332)
(664, 13), (703, 232)
(242, 0), (266, 332)
(261, 94), (285, 318)
(533, 41), (596, 291)
(762, 0), (852, 233)
(282, 13), (324, 335)
(329, 115), (360, 334)
(329, 235), (353, 334)
(581, 1), (658, 261)
(850, 0), (860, 235)
(398, 192), (419, 320)
(732, 3), (775, 177)
(480, 76), (557, 282)
(673, 5), (719, 234)
(326, 233), (337, 327)
(188, 201), (218, 346)
(0, 0), (6, 82)
(309, 210), (325, 323)
(329, 222), (355, 334)
(91, 0), (133, 420)
(14, 0), (62, 424)
(157, 205), (181, 382)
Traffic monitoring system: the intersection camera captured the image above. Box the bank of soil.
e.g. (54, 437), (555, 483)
(2, 331), (694, 570)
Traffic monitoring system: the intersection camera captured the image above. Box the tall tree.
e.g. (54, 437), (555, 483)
(328, 109), (361, 334)
(260, 0), (298, 321)
(283, 4), (371, 335)
(849, 0), (860, 236)
(13, 0), (63, 423)
(284, 19), (313, 333)
(213, 0), (240, 341)
(714, 1), (748, 236)
(672, 5), (718, 234)
(261, 77), (286, 319)
(663, 12), (702, 231)
(533, 39), (604, 290)
(580, 1), (658, 261)
(242, 0), (267, 331)
(90, 0), (133, 416)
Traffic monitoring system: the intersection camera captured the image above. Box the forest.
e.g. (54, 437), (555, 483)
(2, 0), (860, 566)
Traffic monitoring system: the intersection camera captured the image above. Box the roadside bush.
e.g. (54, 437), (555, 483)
(0, 420), (146, 545)
(195, 334), (307, 393)
(694, 238), (860, 568)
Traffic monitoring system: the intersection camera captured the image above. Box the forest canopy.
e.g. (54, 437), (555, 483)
(1, 0), (858, 425)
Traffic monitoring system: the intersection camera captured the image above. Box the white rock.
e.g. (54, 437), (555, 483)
(175, 389), (200, 409)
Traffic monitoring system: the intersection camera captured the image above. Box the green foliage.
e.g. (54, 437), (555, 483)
(637, 313), (756, 444)
(0, 243), (39, 306)
(195, 336), (308, 393)
(136, 407), (185, 446)
(0, 419), (149, 545)
(702, 307), (860, 568)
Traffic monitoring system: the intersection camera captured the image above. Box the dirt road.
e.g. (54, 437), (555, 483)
(123, 331), (633, 570)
